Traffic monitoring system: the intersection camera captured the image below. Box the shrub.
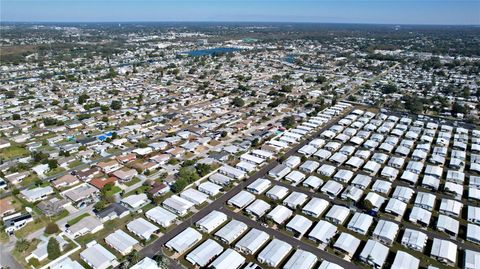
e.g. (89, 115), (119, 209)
(45, 222), (60, 235)
(47, 237), (61, 260)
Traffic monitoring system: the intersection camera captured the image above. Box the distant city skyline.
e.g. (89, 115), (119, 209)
(1, 0), (479, 25)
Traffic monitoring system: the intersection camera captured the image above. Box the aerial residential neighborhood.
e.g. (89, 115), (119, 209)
(0, 1), (479, 269)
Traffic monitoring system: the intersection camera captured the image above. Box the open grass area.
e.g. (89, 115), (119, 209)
(45, 167), (66, 177)
(67, 213), (90, 226)
(124, 185), (150, 197)
(0, 230), (11, 243)
(68, 160), (84, 169)
(19, 175), (40, 188)
(0, 145), (29, 160)
(104, 185), (122, 196)
(123, 177), (141, 187)
(12, 238), (40, 268)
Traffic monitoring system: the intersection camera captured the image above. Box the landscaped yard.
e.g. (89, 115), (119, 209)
(45, 167), (66, 177)
(124, 185), (150, 196)
(68, 160), (84, 169)
(104, 185), (122, 196)
(123, 177), (141, 187)
(67, 213), (90, 226)
(0, 145), (29, 160)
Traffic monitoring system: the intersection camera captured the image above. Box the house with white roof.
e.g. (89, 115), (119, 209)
(257, 239), (292, 267)
(391, 251), (420, 269)
(266, 185), (289, 200)
(286, 214), (313, 237)
(209, 249), (245, 269)
(283, 249), (317, 269)
(359, 239), (389, 269)
(235, 228), (270, 255)
(325, 205), (350, 225)
(145, 206), (177, 227)
(120, 193), (150, 210)
(347, 212), (373, 235)
(196, 210), (227, 234)
(267, 205), (292, 225)
(333, 232), (361, 258)
(401, 228), (428, 252)
(282, 191), (308, 209)
(80, 242), (117, 269)
(228, 191), (255, 209)
(186, 239), (223, 267)
(165, 227), (202, 254)
(163, 195), (194, 216)
(246, 178), (271, 194)
(308, 220), (337, 245)
(372, 220), (399, 245)
(105, 229), (139, 255)
(464, 249), (480, 269)
(214, 219), (248, 244)
(245, 199), (271, 219)
(430, 238), (457, 265)
(127, 218), (159, 240)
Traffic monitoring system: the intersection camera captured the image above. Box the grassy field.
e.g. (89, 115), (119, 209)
(0, 145), (29, 160)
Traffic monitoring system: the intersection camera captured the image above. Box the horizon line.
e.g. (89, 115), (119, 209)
(1, 21), (479, 27)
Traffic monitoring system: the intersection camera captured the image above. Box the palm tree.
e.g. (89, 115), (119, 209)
(154, 254), (170, 269)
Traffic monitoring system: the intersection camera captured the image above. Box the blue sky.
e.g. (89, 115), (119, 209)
(1, 0), (479, 25)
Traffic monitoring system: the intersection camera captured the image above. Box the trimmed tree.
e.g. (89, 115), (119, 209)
(47, 237), (61, 260)
(45, 222), (60, 235)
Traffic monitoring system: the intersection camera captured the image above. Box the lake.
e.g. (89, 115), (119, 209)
(182, 47), (240, 57)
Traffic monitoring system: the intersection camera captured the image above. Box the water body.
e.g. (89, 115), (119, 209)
(283, 54), (296, 64)
(182, 47), (240, 57)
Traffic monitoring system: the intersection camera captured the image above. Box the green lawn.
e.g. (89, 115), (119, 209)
(123, 177), (141, 187)
(67, 213), (90, 226)
(124, 185), (150, 197)
(0, 230), (10, 243)
(68, 160), (84, 169)
(45, 167), (66, 177)
(12, 239), (40, 268)
(0, 145), (29, 160)
(19, 175), (40, 188)
(104, 186), (121, 196)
